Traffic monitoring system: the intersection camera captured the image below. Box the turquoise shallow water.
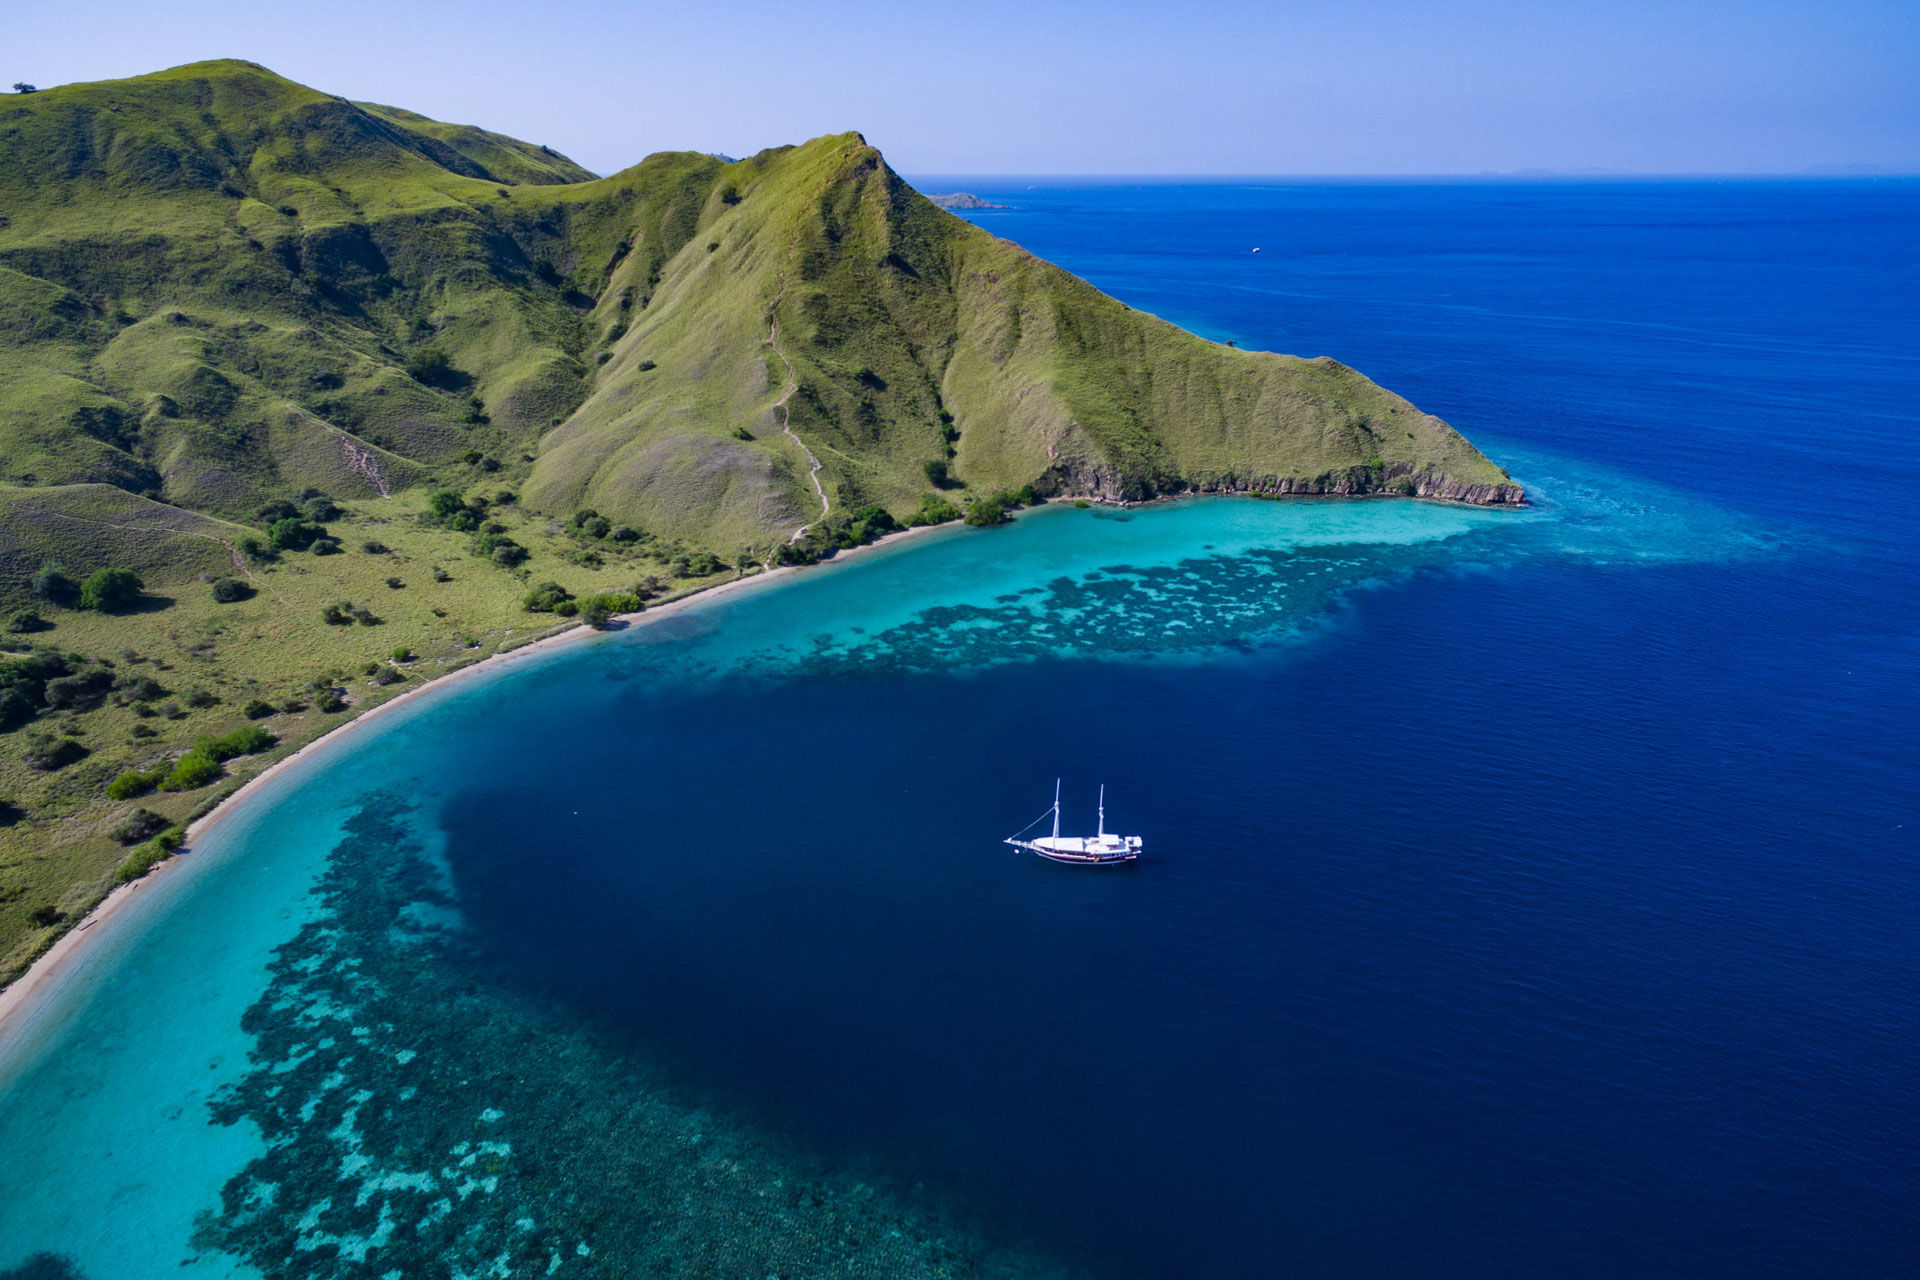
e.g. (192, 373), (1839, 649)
(3, 180), (1915, 1278)
(0, 465), (1763, 1277)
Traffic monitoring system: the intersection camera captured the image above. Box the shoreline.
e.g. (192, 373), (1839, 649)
(0, 483), (1517, 1058)
(0, 518), (959, 1061)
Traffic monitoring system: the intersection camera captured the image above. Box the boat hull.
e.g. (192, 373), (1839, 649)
(1006, 838), (1141, 865)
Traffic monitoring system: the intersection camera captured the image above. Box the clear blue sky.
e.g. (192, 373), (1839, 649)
(12, 0), (1917, 177)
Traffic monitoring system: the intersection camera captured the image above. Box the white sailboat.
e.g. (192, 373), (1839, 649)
(1005, 779), (1142, 865)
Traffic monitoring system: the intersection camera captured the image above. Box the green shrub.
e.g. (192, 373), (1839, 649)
(24, 734), (87, 771)
(392, 646), (415, 663)
(404, 346), (454, 386)
(964, 497), (1010, 527)
(579, 592), (641, 627)
(923, 459), (952, 488)
(106, 768), (164, 800)
(159, 749), (222, 791)
(45, 669), (113, 709)
(205, 724), (273, 759)
(321, 601), (353, 626)
(6, 609), (47, 633)
(242, 698), (275, 719)
(520, 581), (573, 614)
(183, 688), (218, 709)
(361, 540), (389, 554)
(267, 518), (322, 551)
(115, 826), (185, 884)
(31, 563), (77, 606)
(80, 568), (143, 613)
(906, 493), (963, 526)
(211, 577), (252, 603)
(668, 551), (725, 578)
(314, 689), (347, 713)
(112, 808), (168, 845)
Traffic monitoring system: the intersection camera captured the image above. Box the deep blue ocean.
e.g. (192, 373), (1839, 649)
(2, 180), (1916, 1279)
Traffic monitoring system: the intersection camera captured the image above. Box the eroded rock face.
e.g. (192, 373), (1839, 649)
(1040, 459), (1526, 507)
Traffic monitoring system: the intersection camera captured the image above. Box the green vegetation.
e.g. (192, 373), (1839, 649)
(578, 592), (642, 627)
(80, 568), (143, 613)
(0, 57), (1518, 987)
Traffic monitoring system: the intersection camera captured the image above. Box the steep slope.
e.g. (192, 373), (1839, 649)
(529, 134), (1521, 550)
(0, 60), (1518, 560)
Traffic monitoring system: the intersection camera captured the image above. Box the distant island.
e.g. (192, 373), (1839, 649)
(0, 59), (1520, 984)
(924, 192), (1010, 210)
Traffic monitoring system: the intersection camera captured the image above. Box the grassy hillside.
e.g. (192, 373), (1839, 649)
(0, 59), (1520, 983)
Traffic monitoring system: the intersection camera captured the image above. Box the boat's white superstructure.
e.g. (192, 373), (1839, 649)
(1006, 780), (1142, 865)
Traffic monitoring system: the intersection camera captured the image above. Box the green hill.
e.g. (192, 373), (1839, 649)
(0, 59), (1517, 551)
(0, 60), (1519, 982)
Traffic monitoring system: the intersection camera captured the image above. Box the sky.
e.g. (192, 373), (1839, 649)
(10, 0), (1918, 177)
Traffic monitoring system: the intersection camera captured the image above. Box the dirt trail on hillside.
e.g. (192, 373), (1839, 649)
(766, 290), (829, 543)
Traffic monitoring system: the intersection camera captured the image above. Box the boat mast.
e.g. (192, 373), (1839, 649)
(1052, 778), (1061, 839)
(1098, 784), (1105, 838)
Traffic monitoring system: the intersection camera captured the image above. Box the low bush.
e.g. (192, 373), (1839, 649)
(906, 493), (963, 526)
(112, 808), (168, 845)
(964, 497), (1010, 527)
(31, 563), (78, 606)
(211, 577), (252, 603)
(243, 698), (275, 719)
(114, 674), (165, 704)
(45, 669), (113, 710)
(159, 749), (222, 791)
(579, 592), (641, 627)
(266, 518), (324, 552)
(522, 580), (574, 613)
(204, 724), (274, 759)
(6, 609), (47, 633)
(79, 568), (143, 613)
(667, 551), (725, 578)
(361, 540), (389, 554)
(321, 601), (353, 625)
(24, 734), (87, 771)
(404, 346), (454, 386)
(106, 768), (165, 800)
(115, 825), (185, 884)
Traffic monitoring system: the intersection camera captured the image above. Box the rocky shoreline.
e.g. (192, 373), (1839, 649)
(1040, 459), (1526, 508)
